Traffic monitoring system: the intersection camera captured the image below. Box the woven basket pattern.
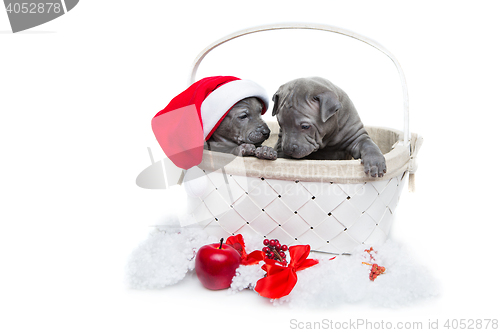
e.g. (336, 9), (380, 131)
(186, 170), (407, 254)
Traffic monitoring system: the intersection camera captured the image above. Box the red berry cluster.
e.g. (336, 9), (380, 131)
(262, 238), (288, 263)
(363, 247), (386, 281)
(369, 263), (386, 281)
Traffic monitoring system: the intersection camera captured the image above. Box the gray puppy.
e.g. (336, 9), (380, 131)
(272, 77), (386, 177)
(207, 97), (277, 160)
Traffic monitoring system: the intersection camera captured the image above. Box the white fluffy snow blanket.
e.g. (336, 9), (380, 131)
(126, 226), (439, 308)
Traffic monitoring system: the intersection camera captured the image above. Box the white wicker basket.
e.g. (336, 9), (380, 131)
(183, 23), (422, 254)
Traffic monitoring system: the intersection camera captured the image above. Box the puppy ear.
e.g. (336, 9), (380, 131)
(316, 91), (342, 122)
(272, 93), (280, 116)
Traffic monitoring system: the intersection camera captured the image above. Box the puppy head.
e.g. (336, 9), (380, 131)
(272, 79), (342, 158)
(211, 97), (270, 145)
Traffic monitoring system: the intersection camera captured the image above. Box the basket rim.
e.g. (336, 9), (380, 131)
(198, 124), (412, 184)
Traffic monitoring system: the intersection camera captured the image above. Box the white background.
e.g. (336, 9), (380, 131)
(1, 1), (499, 332)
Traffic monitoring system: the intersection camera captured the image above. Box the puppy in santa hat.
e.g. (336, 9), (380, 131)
(152, 76), (277, 171)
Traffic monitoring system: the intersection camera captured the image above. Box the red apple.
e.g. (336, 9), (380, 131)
(195, 238), (241, 290)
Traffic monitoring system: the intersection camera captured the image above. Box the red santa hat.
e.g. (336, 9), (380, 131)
(152, 76), (269, 170)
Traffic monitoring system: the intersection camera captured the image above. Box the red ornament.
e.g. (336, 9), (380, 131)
(195, 238), (241, 290)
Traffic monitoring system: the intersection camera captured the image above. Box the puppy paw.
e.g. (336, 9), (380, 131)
(233, 143), (256, 157)
(255, 146), (278, 160)
(361, 153), (387, 177)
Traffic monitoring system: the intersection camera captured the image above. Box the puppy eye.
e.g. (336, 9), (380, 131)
(301, 124), (311, 130)
(238, 114), (248, 120)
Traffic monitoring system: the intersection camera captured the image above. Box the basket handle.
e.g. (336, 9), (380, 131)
(189, 22), (410, 146)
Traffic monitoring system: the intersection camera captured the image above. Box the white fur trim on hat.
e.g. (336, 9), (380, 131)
(200, 80), (269, 139)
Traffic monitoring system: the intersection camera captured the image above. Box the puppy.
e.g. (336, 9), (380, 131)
(272, 77), (386, 177)
(207, 97), (277, 160)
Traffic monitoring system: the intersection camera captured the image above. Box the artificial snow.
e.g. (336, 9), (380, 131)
(126, 224), (217, 289)
(126, 223), (439, 307)
(274, 241), (439, 308)
(229, 264), (266, 293)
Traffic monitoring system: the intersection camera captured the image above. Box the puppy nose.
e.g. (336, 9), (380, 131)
(284, 144), (298, 156)
(258, 125), (270, 136)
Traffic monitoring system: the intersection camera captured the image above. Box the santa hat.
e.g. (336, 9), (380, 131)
(152, 76), (269, 170)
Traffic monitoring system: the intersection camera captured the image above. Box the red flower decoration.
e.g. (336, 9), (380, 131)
(225, 234), (264, 266)
(254, 245), (319, 299)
